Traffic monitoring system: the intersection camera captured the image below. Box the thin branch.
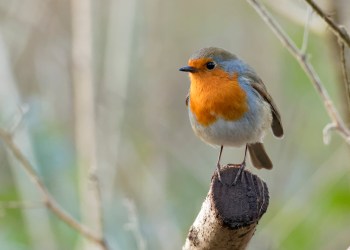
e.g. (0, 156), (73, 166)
(0, 201), (42, 209)
(339, 42), (350, 113)
(323, 122), (337, 145)
(304, 0), (350, 48)
(265, 0), (326, 34)
(123, 199), (147, 250)
(301, 6), (312, 54)
(0, 128), (107, 248)
(9, 104), (29, 136)
(246, 0), (350, 143)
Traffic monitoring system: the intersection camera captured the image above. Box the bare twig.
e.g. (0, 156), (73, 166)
(71, 0), (106, 249)
(0, 31), (57, 249)
(301, 6), (312, 54)
(0, 201), (42, 209)
(304, 0), (350, 48)
(323, 123), (337, 145)
(0, 128), (107, 247)
(246, 0), (350, 143)
(123, 199), (147, 250)
(265, 0), (326, 34)
(339, 42), (350, 113)
(9, 104), (29, 135)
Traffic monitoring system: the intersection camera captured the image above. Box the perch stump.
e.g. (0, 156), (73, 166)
(183, 165), (269, 250)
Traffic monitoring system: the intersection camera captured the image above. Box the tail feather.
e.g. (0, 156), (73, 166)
(247, 143), (273, 169)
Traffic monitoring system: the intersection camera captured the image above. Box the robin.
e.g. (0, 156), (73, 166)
(179, 47), (283, 182)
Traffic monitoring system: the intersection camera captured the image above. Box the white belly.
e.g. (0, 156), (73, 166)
(188, 101), (272, 147)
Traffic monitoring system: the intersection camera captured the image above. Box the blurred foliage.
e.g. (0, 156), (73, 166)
(0, 0), (350, 250)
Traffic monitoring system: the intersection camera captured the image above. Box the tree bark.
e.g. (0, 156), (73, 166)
(183, 165), (269, 250)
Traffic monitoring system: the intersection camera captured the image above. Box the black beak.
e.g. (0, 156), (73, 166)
(179, 66), (197, 73)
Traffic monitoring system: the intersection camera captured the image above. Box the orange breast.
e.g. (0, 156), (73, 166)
(189, 70), (248, 126)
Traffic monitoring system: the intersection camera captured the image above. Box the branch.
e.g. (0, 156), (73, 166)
(0, 201), (42, 209)
(301, 6), (312, 54)
(123, 199), (147, 250)
(340, 42), (350, 113)
(0, 128), (107, 248)
(9, 104), (29, 136)
(183, 166), (269, 250)
(265, 0), (326, 34)
(246, 0), (350, 143)
(71, 0), (106, 248)
(304, 0), (350, 48)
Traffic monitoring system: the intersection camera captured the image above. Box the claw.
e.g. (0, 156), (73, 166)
(215, 146), (224, 183)
(233, 161), (246, 185)
(216, 163), (222, 182)
(232, 145), (248, 185)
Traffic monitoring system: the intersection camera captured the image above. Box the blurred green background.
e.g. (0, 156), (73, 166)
(0, 0), (349, 249)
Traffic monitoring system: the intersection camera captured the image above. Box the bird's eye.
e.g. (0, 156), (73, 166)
(206, 62), (215, 70)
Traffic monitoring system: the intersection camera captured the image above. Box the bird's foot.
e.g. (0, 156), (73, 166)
(216, 163), (222, 183)
(226, 161), (246, 185)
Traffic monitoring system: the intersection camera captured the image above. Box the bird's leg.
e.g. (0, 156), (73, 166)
(216, 145), (223, 182)
(233, 145), (248, 185)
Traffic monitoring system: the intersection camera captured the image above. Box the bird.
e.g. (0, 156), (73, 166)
(179, 47), (283, 183)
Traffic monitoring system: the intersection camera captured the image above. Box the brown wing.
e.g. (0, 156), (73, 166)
(251, 81), (284, 138)
(185, 94), (189, 106)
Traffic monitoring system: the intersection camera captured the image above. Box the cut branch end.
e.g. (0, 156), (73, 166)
(183, 166), (269, 250)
